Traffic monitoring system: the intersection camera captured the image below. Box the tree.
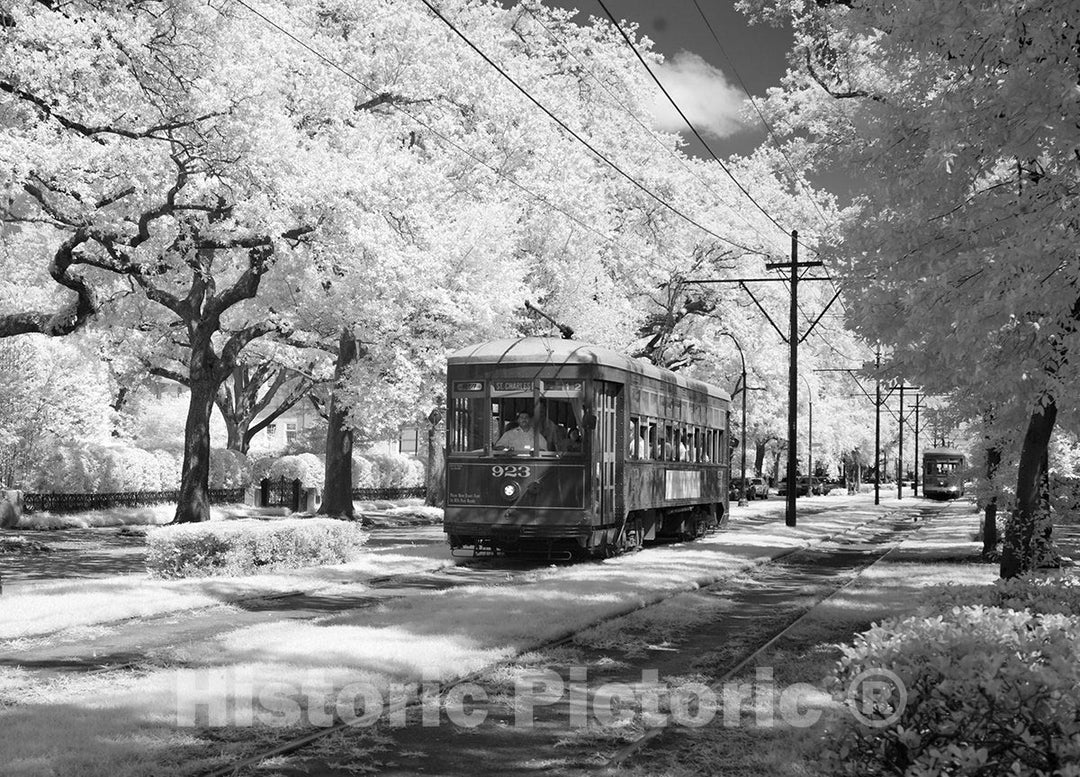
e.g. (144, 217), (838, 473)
(0, 335), (115, 486)
(746, 0), (1080, 575)
(215, 362), (319, 455)
(1, 0), (366, 520)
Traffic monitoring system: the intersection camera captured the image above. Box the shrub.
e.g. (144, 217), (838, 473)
(267, 453), (324, 488)
(145, 517), (368, 578)
(30, 442), (101, 492)
(151, 448), (182, 490)
(28, 442), (165, 492)
(352, 455), (375, 488)
(927, 573), (1080, 617)
(99, 445), (165, 492)
(251, 456), (276, 485)
(209, 448), (252, 488)
(365, 451), (424, 488)
(825, 606), (1080, 777)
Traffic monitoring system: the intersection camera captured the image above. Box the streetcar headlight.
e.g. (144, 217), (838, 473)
(502, 481), (520, 500)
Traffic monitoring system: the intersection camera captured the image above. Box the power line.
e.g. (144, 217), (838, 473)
(519, 4), (786, 256)
(604, 0), (856, 326)
(416, 0), (767, 256)
(689, 0), (830, 229)
(593, 0), (792, 239)
(630, 0), (851, 311)
(228, 0), (693, 269)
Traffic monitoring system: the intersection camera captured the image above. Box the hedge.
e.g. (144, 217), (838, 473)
(25, 443), (252, 492)
(146, 517), (369, 578)
(825, 576), (1080, 777)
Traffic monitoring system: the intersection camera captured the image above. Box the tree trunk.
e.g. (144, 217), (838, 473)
(222, 411), (244, 453)
(754, 440), (766, 476)
(983, 444), (1000, 556)
(1000, 398), (1057, 578)
(319, 329), (358, 518)
(173, 375), (217, 523)
(425, 408), (445, 508)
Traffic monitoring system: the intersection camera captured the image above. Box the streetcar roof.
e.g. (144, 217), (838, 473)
(923, 447), (965, 457)
(448, 337), (730, 399)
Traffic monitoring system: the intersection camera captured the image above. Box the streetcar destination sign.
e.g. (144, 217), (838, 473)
(492, 380), (533, 392)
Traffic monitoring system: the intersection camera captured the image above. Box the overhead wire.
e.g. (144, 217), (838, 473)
(592, 0), (793, 240)
(689, 0), (830, 229)
(594, 0), (853, 336)
(681, 0), (850, 316)
(518, 3), (788, 257)
(416, 0), (768, 256)
(228, 0), (688, 270)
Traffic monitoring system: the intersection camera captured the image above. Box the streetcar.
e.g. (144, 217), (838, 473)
(444, 337), (731, 557)
(922, 447), (966, 499)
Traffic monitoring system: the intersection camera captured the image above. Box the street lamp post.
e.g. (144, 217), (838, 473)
(719, 332), (748, 507)
(800, 375), (813, 490)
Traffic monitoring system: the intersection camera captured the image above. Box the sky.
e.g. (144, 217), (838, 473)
(545, 0), (796, 158)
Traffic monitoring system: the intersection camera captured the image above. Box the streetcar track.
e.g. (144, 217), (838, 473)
(602, 530), (905, 769)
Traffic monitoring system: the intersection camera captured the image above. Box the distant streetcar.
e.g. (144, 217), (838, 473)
(443, 338), (731, 558)
(922, 447), (966, 499)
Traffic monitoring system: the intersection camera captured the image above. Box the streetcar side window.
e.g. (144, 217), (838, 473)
(662, 423), (672, 460)
(695, 429), (710, 463)
(449, 395), (487, 454)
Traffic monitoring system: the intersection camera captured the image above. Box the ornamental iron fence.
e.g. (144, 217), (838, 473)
(351, 486), (426, 501)
(22, 487), (247, 514)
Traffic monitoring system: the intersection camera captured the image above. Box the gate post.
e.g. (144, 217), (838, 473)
(260, 478), (270, 507)
(291, 478), (302, 513)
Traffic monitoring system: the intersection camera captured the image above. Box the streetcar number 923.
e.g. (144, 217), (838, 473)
(492, 465), (531, 478)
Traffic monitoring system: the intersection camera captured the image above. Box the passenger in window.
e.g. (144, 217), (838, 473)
(496, 410), (548, 452)
(695, 432), (711, 462)
(679, 433), (691, 461)
(566, 427), (583, 453)
(536, 399), (565, 451)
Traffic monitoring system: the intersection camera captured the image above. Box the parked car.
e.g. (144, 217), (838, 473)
(817, 478), (834, 495)
(778, 478), (810, 497)
(748, 477), (769, 499)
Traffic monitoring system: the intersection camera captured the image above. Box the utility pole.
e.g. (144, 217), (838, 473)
(692, 229), (836, 528)
(913, 394), (921, 496)
(766, 230), (823, 527)
(786, 232), (799, 523)
(875, 347), (881, 506)
(895, 383), (919, 500)
(898, 384), (904, 500)
(808, 386), (813, 481)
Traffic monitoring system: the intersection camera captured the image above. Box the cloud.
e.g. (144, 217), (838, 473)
(649, 51), (747, 140)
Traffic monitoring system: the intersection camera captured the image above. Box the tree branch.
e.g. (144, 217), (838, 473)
(805, 49), (888, 103)
(1, 80), (223, 142)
